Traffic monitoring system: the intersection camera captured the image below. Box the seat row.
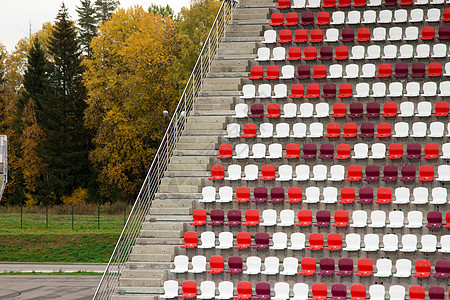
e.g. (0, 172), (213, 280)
(162, 280), (445, 300)
(277, 0), (447, 8)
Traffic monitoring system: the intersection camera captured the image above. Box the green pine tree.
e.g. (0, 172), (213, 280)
(94, 0), (120, 24)
(77, 0), (97, 57)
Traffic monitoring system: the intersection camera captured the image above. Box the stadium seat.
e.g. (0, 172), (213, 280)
(286, 12), (299, 26)
(337, 258), (353, 276)
(414, 260), (431, 277)
(423, 143), (439, 159)
(235, 282), (252, 299)
(335, 143), (350, 159)
(309, 29), (323, 43)
(376, 187), (391, 203)
(287, 47), (301, 61)
(161, 280), (179, 298)
(269, 13), (284, 26)
(429, 287), (445, 300)
(299, 257), (316, 275)
(249, 66), (263, 79)
(252, 232), (269, 249)
(322, 187), (338, 203)
(343, 233), (361, 251)
(334, 46), (348, 60)
(262, 257), (279, 274)
(287, 186), (302, 203)
(337, 83), (352, 98)
(362, 10), (376, 23)
(353, 144), (369, 160)
(297, 65), (311, 79)
(289, 84), (304, 98)
(289, 233), (306, 250)
(312, 283), (328, 300)
(356, 258), (373, 276)
(326, 233), (343, 250)
(318, 258), (335, 275)
(365, 102), (380, 117)
(262, 30), (277, 44)
(180, 231), (198, 248)
(438, 26), (450, 40)
(340, 187), (355, 203)
(434, 102), (449, 116)
(359, 122), (374, 138)
(235, 232), (251, 249)
(307, 233), (324, 250)
(346, 165), (362, 181)
(277, 0), (291, 8)
(343, 122), (358, 137)
(325, 122), (341, 137)
(207, 256), (224, 273)
(226, 210), (242, 226)
(409, 287), (425, 300)
(316, 12), (330, 25)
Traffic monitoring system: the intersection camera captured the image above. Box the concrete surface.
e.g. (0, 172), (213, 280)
(0, 263), (107, 273)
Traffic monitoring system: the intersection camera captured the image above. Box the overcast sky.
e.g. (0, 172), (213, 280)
(0, 0), (191, 52)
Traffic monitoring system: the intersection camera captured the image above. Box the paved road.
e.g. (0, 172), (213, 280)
(0, 263), (107, 273)
(0, 275), (101, 299)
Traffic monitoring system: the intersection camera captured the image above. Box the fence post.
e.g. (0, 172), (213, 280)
(97, 205), (100, 229)
(72, 205), (74, 230)
(20, 206), (23, 229)
(123, 205), (126, 226)
(46, 205), (48, 229)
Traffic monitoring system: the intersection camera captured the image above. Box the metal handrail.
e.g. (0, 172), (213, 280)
(93, 1), (237, 298)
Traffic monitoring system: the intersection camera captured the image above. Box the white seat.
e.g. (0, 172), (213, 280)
(410, 8), (424, 22)
(369, 143), (386, 159)
(431, 187), (447, 204)
(267, 143), (283, 159)
(271, 47), (286, 61)
(416, 101), (432, 117)
(304, 186), (320, 203)
(438, 81), (450, 96)
(270, 232), (288, 250)
(298, 103), (314, 118)
(374, 259), (392, 277)
(415, 44), (430, 58)
(261, 209), (277, 226)
(429, 122), (444, 137)
(444, 62), (450, 76)
(382, 45), (397, 59)
(274, 123), (290, 138)
(216, 232), (233, 249)
(258, 123), (273, 138)
(218, 186), (233, 202)
(366, 45), (381, 60)
(242, 164), (258, 180)
(224, 164), (241, 181)
(292, 283), (309, 300)
(308, 122), (323, 138)
(432, 44), (447, 59)
(367, 0), (382, 5)
(289, 233), (306, 250)
(415, 0), (428, 4)
(198, 281), (215, 300)
(389, 285), (405, 300)
(243, 256), (261, 274)
(343, 64), (359, 79)
(354, 83), (370, 98)
(381, 234), (398, 251)
(161, 280), (179, 298)
(224, 123), (240, 138)
(393, 187), (410, 204)
(405, 211), (422, 228)
(291, 0), (306, 8)
(405, 82), (420, 97)
(315, 103), (329, 118)
(343, 233), (361, 251)
(280, 65), (295, 79)
(262, 30), (276, 44)
(198, 232), (215, 249)
(273, 84), (287, 99)
(369, 211), (386, 228)
(404, 26), (418, 40)
(277, 164), (293, 181)
(262, 256), (280, 274)
(388, 27), (402, 41)
(398, 102), (414, 117)
(324, 28), (339, 42)
(388, 82), (403, 97)
(430, 0), (443, 3)
(330, 11), (345, 25)
(362, 10), (377, 24)
(190, 255), (207, 273)
(347, 11), (361, 24)
(200, 186), (216, 203)
(392, 122), (409, 138)
(393, 9), (407, 23)
(361, 63), (376, 78)
(426, 8), (440, 22)
(311, 165), (327, 181)
(351, 210), (368, 228)
(437, 166), (450, 182)
(372, 28), (386, 42)
(233, 103), (248, 118)
(257, 84), (272, 98)
(371, 82), (386, 97)
(294, 165), (310, 181)
(442, 143), (450, 158)
(322, 186), (338, 203)
(256, 47), (270, 61)
(387, 211), (404, 228)
(400, 234), (417, 252)
(171, 255), (189, 273)
(421, 82), (437, 97)
(399, 44), (413, 59)
(291, 123), (307, 138)
(439, 235), (450, 253)
(411, 122), (427, 137)
(234, 143), (249, 159)
(241, 84), (256, 99)
(273, 282), (290, 300)
(353, 143), (369, 159)
(328, 64), (343, 78)
(393, 259), (412, 278)
(280, 257), (298, 275)
(412, 187), (429, 204)
(362, 233), (380, 251)
(306, 0), (320, 7)
(350, 46), (365, 60)
(329, 165), (344, 181)
(281, 103), (297, 118)
(278, 209), (295, 226)
(216, 281), (234, 299)
(250, 144), (265, 159)
(420, 235), (437, 252)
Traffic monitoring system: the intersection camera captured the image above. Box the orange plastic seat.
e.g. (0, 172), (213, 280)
(241, 123), (256, 138)
(217, 143), (233, 159)
(324, 122), (341, 137)
(243, 209), (259, 226)
(376, 122), (391, 137)
(331, 103), (347, 117)
(209, 164), (224, 180)
(351, 285), (366, 300)
(376, 63), (391, 77)
(303, 47), (318, 60)
(312, 64), (327, 78)
(335, 143), (351, 159)
(413, 259), (431, 278)
(418, 165), (434, 181)
(423, 143), (439, 159)
(264, 65), (279, 79)
(309, 29), (323, 43)
(285, 12), (299, 26)
(287, 187), (302, 203)
(287, 47), (301, 60)
(305, 84), (320, 98)
(316, 12), (330, 25)
(356, 28), (370, 41)
(387, 143), (403, 159)
(235, 186), (250, 203)
(434, 101), (449, 116)
(409, 286), (425, 300)
(190, 209), (207, 225)
(248, 66), (263, 79)
(337, 83), (352, 98)
(278, 29), (292, 43)
(269, 13), (284, 26)
(334, 46), (349, 60)
(277, 0), (291, 8)
(325, 233), (343, 250)
(427, 62), (442, 77)
(179, 280), (197, 298)
(382, 102), (397, 117)
(322, 0), (336, 6)
(259, 164), (275, 180)
(299, 257), (317, 275)
(284, 143), (300, 158)
(289, 83), (304, 98)
(337, 0), (351, 6)
(296, 210), (313, 226)
(235, 281), (252, 299)
(355, 258), (373, 276)
(420, 26), (435, 40)
(342, 122), (357, 137)
(180, 231), (198, 248)
(376, 187), (391, 204)
(266, 103), (280, 118)
(294, 29), (308, 43)
(339, 187), (355, 204)
(332, 210), (349, 227)
(234, 232), (251, 249)
(311, 283), (327, 300)
(346, 165), (362, 181)
(307, 233), (324, 250)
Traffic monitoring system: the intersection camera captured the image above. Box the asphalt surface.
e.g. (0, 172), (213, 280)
(0, 263), (107, 274)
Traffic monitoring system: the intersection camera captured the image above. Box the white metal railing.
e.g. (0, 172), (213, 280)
(92, 1), (237, 298)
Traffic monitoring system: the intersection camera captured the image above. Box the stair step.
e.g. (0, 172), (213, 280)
(154, 193), (202, 200)
(149, 207), (192, 215)
(141, 222), (184, 231)
(115, 287), (163, 295)
(139, 230), (183, 238)
(158, 185), (199, 193)
(119, 278), (163, 287)
(112, 295), (158, 300)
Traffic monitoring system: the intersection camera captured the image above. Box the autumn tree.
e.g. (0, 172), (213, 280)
(94, 0), (120, 23)
(148, 4), (177, 20)
(77, 0), (97, 56)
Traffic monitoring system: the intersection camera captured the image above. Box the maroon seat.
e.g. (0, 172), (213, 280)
(296, 65), (311, 79)
(252, 232), (269, 249)
(318, 143), (334, 159)
(249, 103), (264, 118)
(393, 63), (408, 77)
(340, 28), (354, 41)
(364, 165), (379, 181)
(254, 282), (271, 300)
(399, 165), (416, 181)
(411, 63), (425, 77)
(252, 186), (267, 203)
(426, 211), (443, 228)
(331, 284), (347, 300)
(225, 256), (243, 274)
(317, 258), (335, 275)
(359, 122), (374, 137)
(406, 143), (421, 159)
(358, 187), (373, 203)
(269, 187), (285, 203)
(382, 165), (398, 181)
(349, 103), (363, 118)
(365, 102), (380, 117)
(337, 258), (353, 276)
(300, 12), (314, 25)
(319, 46), (333, 60)
(301, 143), (317, 158)
(314, 210), (331, 227)
(429, 286), (445, 300)
(208, 209), (225, 225)
(433, 261), (450, 278)
(225, 209), (241, 226)
(322, 83), (336, 97)
(384, 0), (397, 5)
(438, 26), (450, 40)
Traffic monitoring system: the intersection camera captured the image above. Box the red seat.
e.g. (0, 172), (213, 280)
(259, 164), (275, 180)
(309, 29), (323, 43)
(278, 29), (292, 43)
(209, 164), (224, 180)
(207, 256), (224, 273)
(294, 29), (308, 42)
(307, 233), (324, 250)
(311, 283), (327, 300)
(418, 165), (434, 181)
(264, 65), (279, 79)
(420, 26), (435, 40)
(190, 209), (207, 225)
(387, 143), (403, 159)
(324, 122), (341, 137)
(355, 258), (373, 276)
(443, 8), (450, 21)
(351, 285), (366, 300)
(299, 257), (317, 275)
(276, 0), (291, 9)
(296, 210), (313, 226)
(356, 28), (370, 41)
(409, 286), (425, 300)
(427, 62), (442, 77)
(331, 103), (347, 117)
(342, 122), (357, 137)
(376, 187), (391, 204)
(337, 0), (351, 6)
(289, 84), (304, 98)
(423, 143), (439, 159)
(179, 280), (197, 298)
(332, 210), (349, 227)
(382, 102), (397, 117)
(434, 101), (449, 116)
(376, 122), (391, 137)
(248, 66), (263, 79)
(399, 0), (412, 4)
(316, 12), (330, 25)
(180, 231), (198, 248)
(312, 64), (327, 78)
(284, 143), (300, 158)
(234, 232), (251, 249)
(266, 103), (280, 118)
(445, 212), (450, 228)
(285, 12), (299, 26)
(335, 143), (351, 159)
(287, 186), (302, 203)
(376, 63), (391, 77)
(241, 123), (256, 138)
(346, 165), (362, 181)
(325, 233), (343, 250)
(269, 13), (284, 26)
(322, 0), (336, 6)
(339, 187), (355, 204)
(337, 83), (352, 98)
(287, 47), (301, 60)
(217, 143), (233, 159)
(242, 209), (259, 226)
(235, 186), (250, 203)
(305, 84), (320, 98)
(303, 47), (317, 60)
(235, 281), (252, 299)
(413, 259), (431, 278)
(334, 46), (348, 60)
